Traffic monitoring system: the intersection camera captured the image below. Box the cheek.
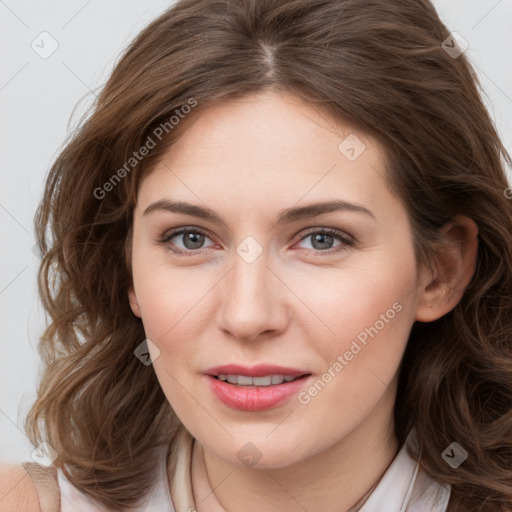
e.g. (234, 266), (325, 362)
(287, 249), (416, 355)
(289, 252), (417, 417)
(291, 281), (414, 446)
(131, 239), (214, 342)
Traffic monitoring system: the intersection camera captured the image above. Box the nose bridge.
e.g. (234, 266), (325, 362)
(217, 242), (285, 341)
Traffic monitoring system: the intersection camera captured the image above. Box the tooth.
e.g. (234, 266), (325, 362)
(237, 375), (253, 386)
(253, 376), (272, 386)
(218, 374), (300, 386)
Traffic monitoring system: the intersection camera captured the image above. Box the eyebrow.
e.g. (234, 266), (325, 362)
(143, 199), (376, 225)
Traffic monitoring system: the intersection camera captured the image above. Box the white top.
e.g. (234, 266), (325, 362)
(56, 427), (451, 512)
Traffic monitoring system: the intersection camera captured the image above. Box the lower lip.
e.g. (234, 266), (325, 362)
(205, 375), (311, 411)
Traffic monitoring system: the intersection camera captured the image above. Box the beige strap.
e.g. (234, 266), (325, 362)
(168, 426), (196, 512)
(21, 462), (60, 512)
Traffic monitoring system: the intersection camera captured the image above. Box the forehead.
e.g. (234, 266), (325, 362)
(136, 91), (400, 224)
(159, 91), (381, 170)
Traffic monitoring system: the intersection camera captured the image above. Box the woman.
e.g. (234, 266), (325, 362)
(1, 0), (511, 510)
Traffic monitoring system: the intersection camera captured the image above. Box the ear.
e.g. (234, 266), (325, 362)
(128, 285), (142, 318)
(415, 215), (478, 322)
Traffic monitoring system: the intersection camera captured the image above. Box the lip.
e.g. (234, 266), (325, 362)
(203, 363), (309, 378)
(204, 368), (312, 411)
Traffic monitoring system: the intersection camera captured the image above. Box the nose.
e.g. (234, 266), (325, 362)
(216, 248), (289, 343)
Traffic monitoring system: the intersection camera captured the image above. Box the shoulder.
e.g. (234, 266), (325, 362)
(0, 462), (60, 512)
(0, 463), (42, 511)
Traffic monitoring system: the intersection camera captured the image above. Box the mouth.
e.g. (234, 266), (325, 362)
(203, 365), (312, 411)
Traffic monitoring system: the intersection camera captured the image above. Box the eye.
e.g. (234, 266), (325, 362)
(295, 228), (354, 254)
(157, 226), (355, 256)
(158, 227), (216, 255)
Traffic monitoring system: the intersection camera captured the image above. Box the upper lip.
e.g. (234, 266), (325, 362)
(204, 364), (311, 378)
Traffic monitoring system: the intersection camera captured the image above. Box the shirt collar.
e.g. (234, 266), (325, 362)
(359, 428), (450, 512)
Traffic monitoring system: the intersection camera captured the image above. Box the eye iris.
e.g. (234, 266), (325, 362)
(311, 233), (334, 250)
(183, 232), (205, 250)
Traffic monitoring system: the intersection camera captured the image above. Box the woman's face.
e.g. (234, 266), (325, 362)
(128, 91), (425, 468)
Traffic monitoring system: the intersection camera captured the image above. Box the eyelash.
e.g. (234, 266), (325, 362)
(157, 226), (355, 257)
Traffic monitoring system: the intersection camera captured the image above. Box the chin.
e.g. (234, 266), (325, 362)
(201, 427), (316, 469)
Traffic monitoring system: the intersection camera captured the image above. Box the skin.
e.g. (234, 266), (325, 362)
(128, 91), (478, 512)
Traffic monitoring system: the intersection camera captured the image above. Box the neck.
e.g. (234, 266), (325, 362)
(192, 387), (399, 512)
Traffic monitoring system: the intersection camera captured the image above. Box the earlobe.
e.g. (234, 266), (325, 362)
(415, 215), (478, 323)
(128, 286), (142, 318)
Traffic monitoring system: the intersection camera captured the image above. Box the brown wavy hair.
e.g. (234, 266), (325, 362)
(25, 0), (512, 510)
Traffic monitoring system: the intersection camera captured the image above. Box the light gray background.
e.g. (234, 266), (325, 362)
(1, 0), (511, 464)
